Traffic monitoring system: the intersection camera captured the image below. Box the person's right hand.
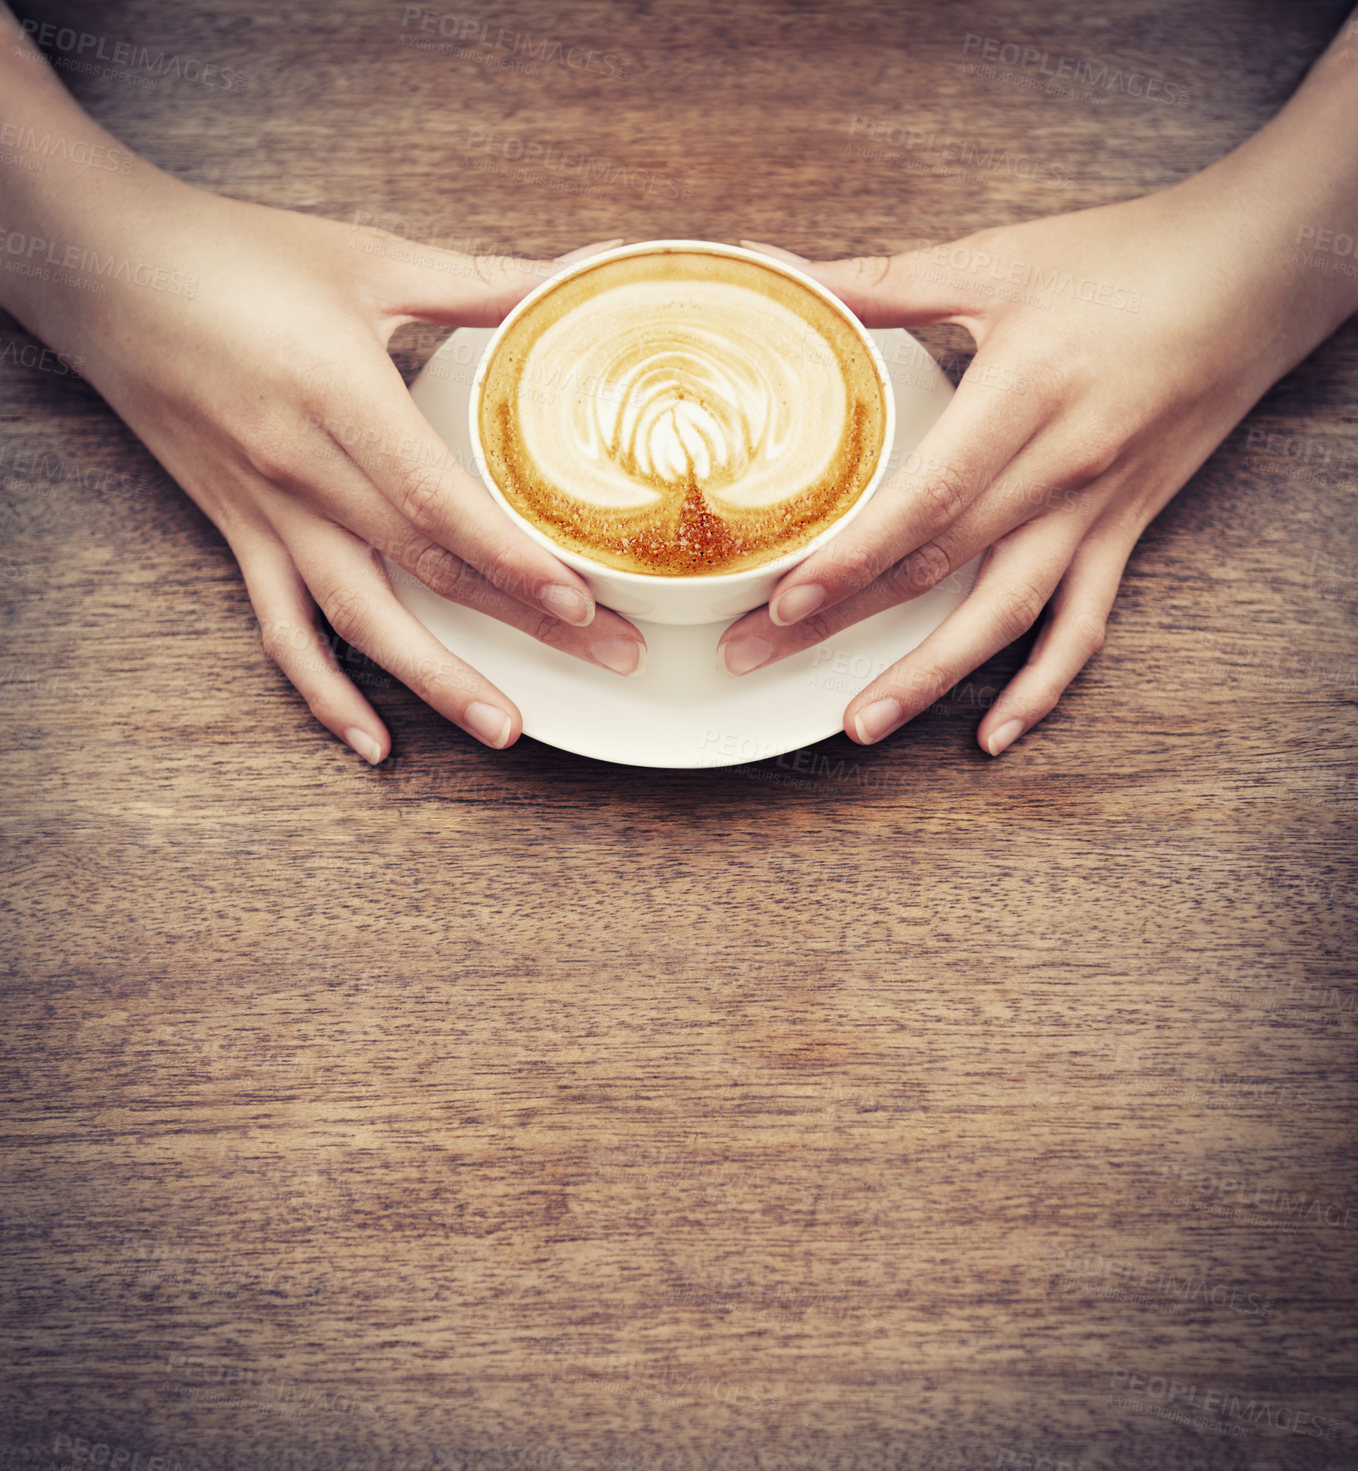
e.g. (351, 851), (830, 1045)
(5, 171), (646, 762)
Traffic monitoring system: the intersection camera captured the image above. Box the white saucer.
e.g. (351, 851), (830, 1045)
(391, 327), (978, 769)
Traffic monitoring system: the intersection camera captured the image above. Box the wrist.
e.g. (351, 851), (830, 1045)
(1181, 35), (1358, 352)
(0, 7), (194, 337)
(1184, 163), (1357, 319)
(0, 137), (195, 350)
(1140, 160), (1355, 401)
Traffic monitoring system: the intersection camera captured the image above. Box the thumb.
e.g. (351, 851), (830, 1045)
(740, 237), (981, 329)
(378, 238), (623, 330)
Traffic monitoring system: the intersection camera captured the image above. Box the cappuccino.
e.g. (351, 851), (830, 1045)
(476, 248), (888, 577)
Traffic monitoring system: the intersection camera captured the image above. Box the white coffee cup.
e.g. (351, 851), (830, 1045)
(469, 239), (896, 626)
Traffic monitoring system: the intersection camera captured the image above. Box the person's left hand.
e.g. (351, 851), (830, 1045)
(715, 197), (1346, 755)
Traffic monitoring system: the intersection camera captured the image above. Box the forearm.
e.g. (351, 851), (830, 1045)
(0, 5), (189, 344)
(1170, 10), (1358, 363)
(1221, 6), (1358, 234)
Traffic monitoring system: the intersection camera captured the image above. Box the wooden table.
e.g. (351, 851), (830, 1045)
(3, 2), (1355, 1468)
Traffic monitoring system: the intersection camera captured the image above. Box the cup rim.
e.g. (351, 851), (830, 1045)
(468, 238), (897, 588)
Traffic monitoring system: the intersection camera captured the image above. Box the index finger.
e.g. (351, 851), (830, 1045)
(376, 239), (623, 330)
(332, 365), (602, 629)
(741, 241), (983, 328)
(766, 365), (1046, 627)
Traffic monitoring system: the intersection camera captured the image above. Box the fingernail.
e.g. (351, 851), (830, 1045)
(718, 635), (774, 677)
(591, 636), (646, 676)
(771, 584), (825, 626)
(541, 584), (594, 626)
(986, 718), (1025, 757)
(343, 727), (383, 765)
(465, 701), (512, 749)
(851, 697), (902, 744)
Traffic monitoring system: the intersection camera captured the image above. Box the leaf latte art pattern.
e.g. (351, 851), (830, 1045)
(478, 251), (889, 577)
(590, 330), (787, 488)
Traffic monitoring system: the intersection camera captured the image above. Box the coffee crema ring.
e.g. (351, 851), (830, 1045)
(478, 250), (888, 577)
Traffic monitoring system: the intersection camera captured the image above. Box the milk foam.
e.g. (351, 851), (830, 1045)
(514, 283), (846, 514)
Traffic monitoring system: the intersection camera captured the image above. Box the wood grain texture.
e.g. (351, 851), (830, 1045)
(1, 1), (1355, 1468)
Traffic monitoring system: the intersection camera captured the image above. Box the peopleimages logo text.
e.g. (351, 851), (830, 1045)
(0, 227), (199, 299)
(961, 34), (1190, 105)
(0, 123), (133, 173)
(17, 19), (249, 90)
(399, 8), (630, 79)
(1107, 1369), (1341, 1439)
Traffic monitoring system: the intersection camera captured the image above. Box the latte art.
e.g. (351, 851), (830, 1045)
(477, 250), (888, 577)
(529, 294), (824, 511)
(595, 327), (784, 488)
